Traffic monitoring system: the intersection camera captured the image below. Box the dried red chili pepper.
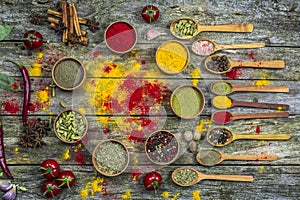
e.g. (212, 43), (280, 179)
(0, 120), (13, 178)
(4, 60), (30, 126)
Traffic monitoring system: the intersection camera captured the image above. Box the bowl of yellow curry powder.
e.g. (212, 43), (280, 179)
(155, 40), (190, 74)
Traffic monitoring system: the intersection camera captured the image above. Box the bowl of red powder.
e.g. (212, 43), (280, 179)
(104, 21), (137, 54)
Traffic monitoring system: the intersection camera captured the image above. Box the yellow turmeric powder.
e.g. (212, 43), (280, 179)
(212, 96), (232, 109)
(156, 41), (189, 74)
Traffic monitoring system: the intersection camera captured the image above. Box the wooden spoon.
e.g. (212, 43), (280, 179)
(212, 96), (289, 110)
(206, 126), (291, 147)
(205, 54), (285, 74)
(196, 149), (278, 167)
(172, 167), (254, 187)
(210, 81), (289, 95)
(211, 110), (289, 125)
(170, 18), (254, 40)
(192, 39), (265, 56)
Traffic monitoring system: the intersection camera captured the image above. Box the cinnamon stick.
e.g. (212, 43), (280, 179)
(47, 17), (60, 24)
(68, 3), (74, 46)
(47, 9), (88, 25)
(71, 3), (83, 41)
(61, 0), (68, 43)
(48, 17), (86, 36)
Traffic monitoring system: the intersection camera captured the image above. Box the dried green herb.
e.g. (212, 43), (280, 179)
(0, 25), (13, 41)
(173, 168), (198, 185)
(198, 150), (221, 166)
(0, 73), (21, 92)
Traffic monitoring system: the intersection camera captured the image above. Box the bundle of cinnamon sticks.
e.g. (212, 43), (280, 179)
(47, 1), (89, 46)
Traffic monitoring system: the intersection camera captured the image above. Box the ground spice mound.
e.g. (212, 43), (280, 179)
(198, 150), (221, 166)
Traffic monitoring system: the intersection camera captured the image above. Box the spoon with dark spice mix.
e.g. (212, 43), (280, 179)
(206, 127), (291, 147)
(172, 167), (254, 187)
(196, 149), (278, 167)
(205, 54), (285, 74)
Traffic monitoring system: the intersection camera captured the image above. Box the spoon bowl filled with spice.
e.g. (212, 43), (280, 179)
(155, 40), (190, 74)
(192, 39), (265, 56)
(145, 130), (179, 165)
(104, 21), (137, 54)
(196, 149), (278, 167)
(210, 81), (289, 95)
(170, 18), (254, 40)
(54, 109), (88, 144)
(171, 167), (254, 187)
(92, 139), (129, 177)
(52, 57), (86, 91)
(205, 54), (285, 74)
(206, 127), (291, 147)
(170, 85), (205, 119)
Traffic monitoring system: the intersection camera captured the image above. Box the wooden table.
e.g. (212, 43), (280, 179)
(0, 0), (299, 199)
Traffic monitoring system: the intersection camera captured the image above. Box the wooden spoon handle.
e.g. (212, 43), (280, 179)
(222, 154), (278, 161)
(201, 174), (254, 182)
(199, 24), (254, 32)
(232, 60), (285, 68)
(233, 133), (291, 140)
(232, 85), (289, 93)
(231, 111), (289, 120)
(232, 100), (289, 110)
(216, 42), (265, 51)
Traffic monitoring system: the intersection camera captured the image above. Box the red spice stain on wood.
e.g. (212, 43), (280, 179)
(256, 125), (261, 134)
(225, 68), (243, 79)
(2, 100), (20, 114)
(248, 52), (255, 60)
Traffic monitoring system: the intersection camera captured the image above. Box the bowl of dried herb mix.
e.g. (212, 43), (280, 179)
(52, 57), (86, 91)
(54, 109), (88, 144)
(145, 130), (180, 165)
(92, 139), (129, 177)
(155, 40), (190, 74)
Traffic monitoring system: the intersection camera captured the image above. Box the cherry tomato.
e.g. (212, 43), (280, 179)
(41, 180), (60, 198)
(143, 171), (162, 190)
(57, 171), (76, 189)
(23, 30), (43, 50)
(40, 159), (60, 179)
(141, 5), (160, 23)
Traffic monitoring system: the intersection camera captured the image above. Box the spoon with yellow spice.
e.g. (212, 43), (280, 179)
(212, 96), (289, 110)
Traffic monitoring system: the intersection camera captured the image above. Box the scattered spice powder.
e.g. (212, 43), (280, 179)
(192, 190), (201, 200)
(212, 96), (232, 109)
(192, 40), (214, 55)
(198, 150), (221, 166)
(173, 168), (198, 186)
(2, 100), (20, 114)
(208, 128), (232, 145)
(212, 111), (232, 124)
(211, 81), (232, 95)
(105, 21), (136, 53)
(156, 41), (189, 74)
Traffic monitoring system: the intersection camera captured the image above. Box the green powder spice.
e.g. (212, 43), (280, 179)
(173, 168), (198, 185)
(172, 86), (203, 118)
(54, 60), (84, 89)
(94, 141), (128, 175)
(198, 150), (221, 166)
(211, 81), (232, 95)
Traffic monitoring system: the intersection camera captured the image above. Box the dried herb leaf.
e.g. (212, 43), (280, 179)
(0, 25), (13, 41)
(0, 73), (21, 92)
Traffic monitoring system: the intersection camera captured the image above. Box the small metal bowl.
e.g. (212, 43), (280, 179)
(155, 40), (190, 74)
(53, 109), (88, 144)
(104, 21), (137, 54)
(145, 130), (180, 165)
(92, 139), (129, 177)
(52, 57), (86, 91)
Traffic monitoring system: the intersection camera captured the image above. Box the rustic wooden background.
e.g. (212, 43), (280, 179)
(0, 0), (299, 199)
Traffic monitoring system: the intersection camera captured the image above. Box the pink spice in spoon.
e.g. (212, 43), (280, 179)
(212, 111), (232, 124)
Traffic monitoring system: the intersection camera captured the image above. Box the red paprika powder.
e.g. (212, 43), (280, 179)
(212, 111), (232, 124)
(105, 21), (137, 53)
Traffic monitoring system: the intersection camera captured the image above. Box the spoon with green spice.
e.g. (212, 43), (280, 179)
(210, 81), (289, 95)
(196, 149), (278, 167)
(172, 167), (254, 187)
(206, 127), (291, 147)
(204, 54), (285, 74)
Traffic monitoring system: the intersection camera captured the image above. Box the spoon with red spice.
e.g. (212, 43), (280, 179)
(211, 110), (289, 125)
(192, 39), (265, 56)
(205, 54), (285, 74)
(206, 127), (291, 147)
(196, 149), (278, 166)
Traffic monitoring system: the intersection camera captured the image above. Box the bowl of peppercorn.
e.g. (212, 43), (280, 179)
(145, 130), (180, 165)
(104, 21), (137, 54)
(54, 109), (88, 144)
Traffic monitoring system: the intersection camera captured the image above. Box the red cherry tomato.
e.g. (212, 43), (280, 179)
(143, 171), (162, 190)
(40, 159), (60, 179)
(23, 30), (43, 50)
(41, 180), (61, 198)
(141, 5), (160, 23)
(57, 171), (76, 189)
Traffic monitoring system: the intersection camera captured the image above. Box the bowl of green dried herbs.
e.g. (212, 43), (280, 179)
(92, 139), (129, 177)
(145, 130), (180, 165)
(54, 109), (88, 144)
